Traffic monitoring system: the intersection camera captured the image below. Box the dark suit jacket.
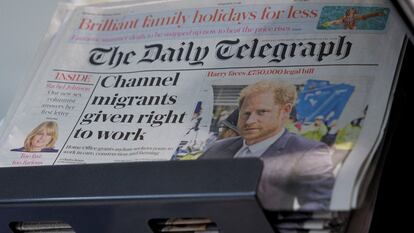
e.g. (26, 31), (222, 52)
(199, 130), (335, 211)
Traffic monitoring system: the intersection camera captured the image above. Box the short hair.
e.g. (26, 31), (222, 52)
(239, 80), (297, 107)
(24, 121), (58, 151)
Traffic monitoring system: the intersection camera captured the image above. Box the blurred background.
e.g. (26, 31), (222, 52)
(0, 0), (65, 119)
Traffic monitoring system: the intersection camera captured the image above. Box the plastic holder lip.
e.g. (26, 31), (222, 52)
(9, 220), (74, 233)
(148, 217), (219, 233)
(0, 159), (276, 233)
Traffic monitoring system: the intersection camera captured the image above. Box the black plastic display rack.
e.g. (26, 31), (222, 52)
(0, 158), (276, 233)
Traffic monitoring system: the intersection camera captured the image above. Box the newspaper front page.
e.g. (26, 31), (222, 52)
(0, 0), (406, 211)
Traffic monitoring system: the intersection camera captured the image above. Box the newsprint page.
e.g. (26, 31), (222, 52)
(0, 0), (406, 215)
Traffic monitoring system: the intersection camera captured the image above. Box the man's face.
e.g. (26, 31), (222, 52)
(238, 91), (289, 145)
(315, 119), (323, 126)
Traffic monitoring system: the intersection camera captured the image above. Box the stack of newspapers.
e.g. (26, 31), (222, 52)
(0, 0), (409, 232)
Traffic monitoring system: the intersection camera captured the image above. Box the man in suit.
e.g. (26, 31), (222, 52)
(199, 80), (334, 211)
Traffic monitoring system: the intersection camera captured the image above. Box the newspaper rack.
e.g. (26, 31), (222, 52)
(1, 1), (413, 232)
(0, 158), (277, 233)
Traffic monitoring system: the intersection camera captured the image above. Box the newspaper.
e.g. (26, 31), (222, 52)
(0, 0), (407, 212)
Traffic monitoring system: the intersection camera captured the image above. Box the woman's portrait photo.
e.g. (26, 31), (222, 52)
(10, 121), (59, 153)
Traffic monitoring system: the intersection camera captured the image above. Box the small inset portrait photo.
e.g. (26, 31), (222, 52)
(10, 121), (59, 153)
(317, 6), (390, 30)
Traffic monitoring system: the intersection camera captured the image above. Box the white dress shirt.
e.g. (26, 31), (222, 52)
(234, 129), (286, 158)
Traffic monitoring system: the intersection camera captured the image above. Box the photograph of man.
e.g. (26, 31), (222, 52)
(199, 80), (334, 211)
(321, 8), (386, 30)
(300, 115), (328, 142)
(217, 108), (239, 140)
(11, 121), (59, 153)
